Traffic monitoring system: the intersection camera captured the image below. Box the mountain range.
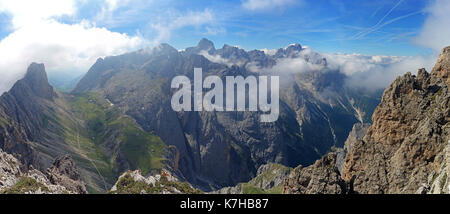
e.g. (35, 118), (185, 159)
(1, 38), (383, 193)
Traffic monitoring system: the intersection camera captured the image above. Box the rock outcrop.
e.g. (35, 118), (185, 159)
(432, 46), (450, 85)
(282, 46), (450, 194)
(46, 155), (87, 194)
(0, 148), (86, 194)
(21, 63), (56, 100)
(109, 170), (202, 194)
(283, 153), (351, 194)
(0, 148), (22, 189)
(342, 46), (450, 194)
(335, 123), (370, 174)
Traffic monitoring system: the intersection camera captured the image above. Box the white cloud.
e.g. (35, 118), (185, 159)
(326, 53), (436, 90)
(199, 50), (248, 67)
(260, 48), (277, 56)
(413, 0), (450, 52)
(0, 0), (77, 28)
(244, 47), (436, 90)
(0, 0), (147, 93)
(242, 0), (298, 11)
(150, 9), (215, 44)
(323, 53), (404, 76)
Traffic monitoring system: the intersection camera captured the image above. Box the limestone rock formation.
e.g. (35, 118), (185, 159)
(0, 148), (86, 194)
(283, 153), (351, 194)
(46, 155), (87, 194)
(109, 170), (202, 194)
(335, 123), (370, 174)
(342, 46), (450, 194)
(432, 46), (450, 85)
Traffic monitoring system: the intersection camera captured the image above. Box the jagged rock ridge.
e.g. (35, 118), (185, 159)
(282, 46), (450, 194)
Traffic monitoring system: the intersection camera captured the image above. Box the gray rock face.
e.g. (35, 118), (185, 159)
(0, 63), (58, 170)
(22, 63), (55, 100)
(335, 123), (370, 174)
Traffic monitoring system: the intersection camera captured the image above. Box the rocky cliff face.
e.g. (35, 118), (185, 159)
(342, 65), (450, 193)
(335, 123), (370, 174)
(283, 46), (450, 194)
(0, 148), (86, 194)
(432, 47), (450, 86)
(282, 123), (369, 194)
(0, 63), (57, 170)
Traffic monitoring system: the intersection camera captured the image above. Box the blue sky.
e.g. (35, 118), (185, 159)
(0, 0), (432, 56)
(0, 0), (448, 92)
(155, 0), (430, 56)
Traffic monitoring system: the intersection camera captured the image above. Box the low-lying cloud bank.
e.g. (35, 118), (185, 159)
(199, 44), (438, 91)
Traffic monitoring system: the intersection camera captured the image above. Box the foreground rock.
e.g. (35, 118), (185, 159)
(0, 149), (87, 194)
(109, 170), (203, 194)
(343, 66), (450, 193)
(340, 46), (450, 194)
(283, 153), (351, 194)
(335, 123), (370, 174)
(46, 155), (87, 194)
(283, 46), (450, 194)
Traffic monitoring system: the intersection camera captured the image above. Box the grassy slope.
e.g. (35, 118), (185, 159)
(66, 92), (166, 192)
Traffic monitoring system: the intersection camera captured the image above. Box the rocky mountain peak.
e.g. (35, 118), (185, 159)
(154, 43), (179, 55)
(17, 63), (55, 100)
(197, 38), (215, 52)
(432, 46), (450, 85)
(286, 43), (303, 52)
(275, 43), (303, 58)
